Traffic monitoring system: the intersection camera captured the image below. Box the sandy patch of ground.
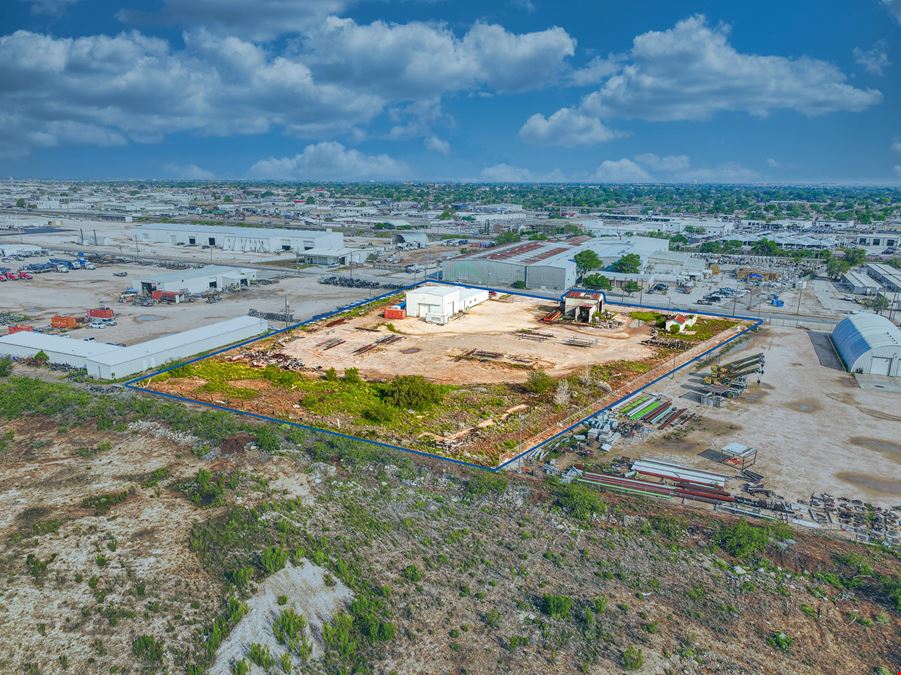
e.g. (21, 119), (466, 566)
(622, 326), (901, 508)
(280, 297), (654, 385)
(212, 561), (353, 674)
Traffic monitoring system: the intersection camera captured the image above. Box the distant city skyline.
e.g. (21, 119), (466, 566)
(2, 0), (900, 183)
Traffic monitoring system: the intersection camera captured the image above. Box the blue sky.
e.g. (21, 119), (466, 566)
(1, 0), (900, 183)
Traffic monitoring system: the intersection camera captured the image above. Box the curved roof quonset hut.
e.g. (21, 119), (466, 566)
(831, 313), (901, 377)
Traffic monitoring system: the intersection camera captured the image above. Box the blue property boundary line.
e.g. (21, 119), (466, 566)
(124, 280), (762, 472)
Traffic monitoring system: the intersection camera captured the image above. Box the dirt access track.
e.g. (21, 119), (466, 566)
(278, 294), (654, 385)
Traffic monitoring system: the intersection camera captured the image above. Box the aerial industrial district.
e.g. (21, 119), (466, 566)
(0, 183), (899, 674)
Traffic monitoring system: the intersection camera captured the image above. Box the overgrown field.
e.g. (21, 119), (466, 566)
(0, 373), (898, 674)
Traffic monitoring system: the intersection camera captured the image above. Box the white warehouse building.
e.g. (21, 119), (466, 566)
(134, 265), (256, 295)
(0, 316), (269, 380)
(405, 284), (490, 324)
(135, 223), (343, 253)
(831, 313), (901, 377)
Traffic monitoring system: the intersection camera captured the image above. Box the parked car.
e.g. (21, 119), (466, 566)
(113, 271), (128, 277)
(89, 321), (106, 329)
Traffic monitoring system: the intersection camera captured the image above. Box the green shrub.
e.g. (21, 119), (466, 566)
(231, 659), (249, 675)
(82, 490), (130, 515)
(555, 483), (607, 521)
(247, 643), (273, 669)
(322, 612), (358, 661)
(181, 468), (237, 507)
(254, 426), (281, 453)
(259, 546), (288, 575)
(541, 594), (573, 619)
(507, 635), (530, 649)
(403, 564), (423, 582)
(465, 471), (508, 498)
(25, 553), (55, 580)
(342, 368), (362, 383)
(381, 375), (445, 411)
(622, 645), (643, 670)
(132, 635), (163, 663)
(717, 520), (790, 558)
(524, 370), (554, 394)
(230, 566), (255, 588)
(273, 608), (313, 660)
(0, 357), (12, 377)
(766, 631), (792, 652)
(362, 401), (397, 424)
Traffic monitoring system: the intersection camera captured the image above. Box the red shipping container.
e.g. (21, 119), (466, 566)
(7, 325), (33, 334)
(384, 307), (406, 320)
(88, 308), (114, 319)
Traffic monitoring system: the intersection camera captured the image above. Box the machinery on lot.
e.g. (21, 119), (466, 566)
(704, 353), (764, 385)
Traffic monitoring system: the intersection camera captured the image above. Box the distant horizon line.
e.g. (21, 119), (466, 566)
(5, 179), (901, 189)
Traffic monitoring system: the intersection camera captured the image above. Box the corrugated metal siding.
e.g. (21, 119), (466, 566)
(831, 314), (901, 373)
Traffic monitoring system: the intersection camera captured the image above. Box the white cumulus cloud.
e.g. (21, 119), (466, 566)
(249, 142), (407, 180)
(164, 162), (215, 180)
(302, 18), (576, 98)
(479, 163), (536, 182)
(519, 107), (621, 147)
(592, 159), (651, 183)
(882, 0), (901, 25)
(424, 136), (451, 154)
(634, 153), (691, 173)
(585, 15), (882, 120)
(0, 29), (383, 157)
(523, 15), (882, 143)
(853, 42), (890, 75)
(119, 0), (351, 41)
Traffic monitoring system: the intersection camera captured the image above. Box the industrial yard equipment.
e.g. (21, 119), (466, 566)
(710, 353), (765, 375)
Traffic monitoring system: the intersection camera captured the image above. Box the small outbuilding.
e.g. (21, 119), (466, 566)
(664, 314), (697, 333)
(562, 290), (605, 323)
(405, 284), (489, 324)
(831, 313), (901, 377)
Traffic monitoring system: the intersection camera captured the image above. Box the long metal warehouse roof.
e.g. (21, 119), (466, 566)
(831, 313), (901, 372)
(137, 223), (333, 238)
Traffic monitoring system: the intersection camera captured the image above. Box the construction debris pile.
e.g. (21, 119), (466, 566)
(801, 494), (900, 546)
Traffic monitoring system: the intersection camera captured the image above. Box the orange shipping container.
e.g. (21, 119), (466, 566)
(51, 315), (78, 329)
(384, 307), (406, 320)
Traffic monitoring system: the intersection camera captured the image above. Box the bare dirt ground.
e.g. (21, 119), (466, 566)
(280, 296), (655, 385)
(621, 325), (901, 508)
(3, 264), (370, 343)
(211, 561), (352, 673)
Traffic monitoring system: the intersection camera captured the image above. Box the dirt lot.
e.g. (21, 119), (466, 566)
(4, 264), (371, 343)
(146, 295), (745, 466)
(620, 325), (901, 508)
(281, 295), (654, 385)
